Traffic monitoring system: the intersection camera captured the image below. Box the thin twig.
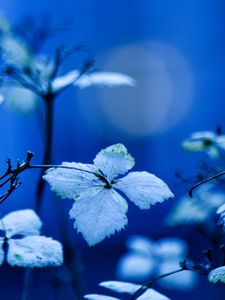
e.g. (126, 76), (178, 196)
(189, 170), (225, 197)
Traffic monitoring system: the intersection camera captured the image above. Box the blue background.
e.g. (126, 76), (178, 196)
(0, 0), (225, 299)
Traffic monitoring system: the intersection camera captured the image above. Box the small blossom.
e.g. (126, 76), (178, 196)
(0, 209), (63, 267)
(208, 266), (225, 284)
(43, 144), (173, 246)
(166, 184), (225, 226)
(182, 131), (225, 158)
(117, 235), (198, 290)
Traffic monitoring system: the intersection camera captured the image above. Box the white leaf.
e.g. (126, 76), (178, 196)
(94, 144), (135, 181)
(0, 238), (5, 265)
(43, 162), (101, 199)
(7, 236), (63, 267)
(117, 253), (155, 281)
(52, 70), (80, 93)
(114, 172), (174, 209)
(137, 289), (170, 300)
(74, 72), (136, 89)
(69, 187), (128, 246)
(0, 209), (42, 238)
(84, 295), (121, 300)
(100, 281), (140, 294)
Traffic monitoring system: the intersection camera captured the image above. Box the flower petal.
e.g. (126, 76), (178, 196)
(100, 281), (170, 300)
(74, 72), (136, 89)
(93, 144), (135, 181)
(7, 236), (63, 267)
(208, 266), (225, 284)
(69, 187), (128, 246)
(154, 238), (188, 259)
(137, 289), (170, 300)
(117, 253), (155, 281)
(167, 185), (225, 226)
(52, 70), (80, 93)
(84, 295), (121, 300)
(43, 162), (101, 199)
(126, 235), (154, 256)
(100, 281), (141, 294)
(0, 209), (42, 238)
(6, 88), (37, 115)
(158, 261), (198, 290)
(114, 172), (173, 209)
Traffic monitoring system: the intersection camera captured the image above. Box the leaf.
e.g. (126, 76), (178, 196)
(114, 172), (174, 209)
(94, 144), (135, 181)
(74, 72), (136, 89)
(69, 187), (128, 246)
(0, 209), (42, 238)
(7, 236), (63, 267)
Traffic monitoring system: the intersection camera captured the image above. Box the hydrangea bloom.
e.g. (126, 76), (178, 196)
(85, 280), (170, 300)
(182, 131), (225, 158)
(166, 184), (225, 226)
(117, 235), (198, 290)
(0, 209), (63, 267)
(208, 266), (225, 284)
(43, 144), (173, 246)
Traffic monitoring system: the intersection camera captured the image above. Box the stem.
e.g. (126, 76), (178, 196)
(35, 94), (54, 213)
(21, 95), (54, 300)
(131, 268), (184, 300)
(21, 269), (33, 300)
(189, 170), (225, 197)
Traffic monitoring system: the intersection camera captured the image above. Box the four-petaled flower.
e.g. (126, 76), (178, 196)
(0, 209), (63, 267)
(43, 144), (173, 246)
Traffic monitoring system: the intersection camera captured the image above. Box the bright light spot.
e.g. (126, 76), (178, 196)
(78, 41), (194, 137)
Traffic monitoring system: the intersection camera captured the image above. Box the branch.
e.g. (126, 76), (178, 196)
(189, 170), (225, 197)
